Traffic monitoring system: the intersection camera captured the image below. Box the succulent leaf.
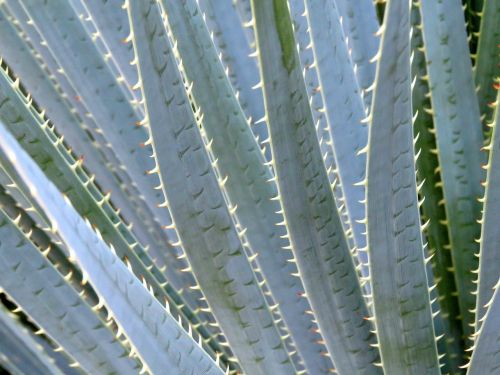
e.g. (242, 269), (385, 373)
(14, 0), (188, 271)
(251, 0), (381, 373)
(475, 89), (500, 331)
(127, 1), (294, 373)
(366, 0), (441, 373)
(197, 0), (269, 148)
(304, 0), (369, 270)
(334, 0), (380, 109)
(0, 6), (179, 272)
(419, 0), (485, 340)
(0, 63), (228, 367)
(0, 201), (139, 374)
(70, 0), (139, 93)
(410, 3), (465, 371)
(0, 120), (225, 375)
(474, 0), (500, 127)
(0, 305), (65, 375)
(157, 0), (333, 372)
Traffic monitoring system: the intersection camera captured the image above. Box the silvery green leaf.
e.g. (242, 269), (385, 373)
(251, 0), (380, 373)
(475, 90), (500, 330)
(0, 121), (224, 375)
(420, 0), (485, 340)
(410, 3), (464, 371)
(127, 2), (295, 373)
(366, 0), (440, 373)
(304, 0), (368, 270)
(474, 0), (500, 126)
(0, 305), (64, 375)
(0, 203), (139, 374)
(0, 63), (225, 364)
(335, 0), (379, 108)
(158, 0), (332, 372)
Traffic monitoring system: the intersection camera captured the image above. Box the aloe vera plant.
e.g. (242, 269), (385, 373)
(0, 0), (498, 374)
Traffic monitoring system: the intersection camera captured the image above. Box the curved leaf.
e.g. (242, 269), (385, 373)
(197, 0), (268, 147)
(158, 0), (333, 372)
(287, 0), (355, 259)
(475, 90), (500, 330)
(0, 306), (64, 375)
(366, 0), (441, 373)
(0, 64), (227, 365)
(304, 0), (368, 266)
(0, 6), (178, 269)
(467, 279), (500, 375)
(0, 206), (139, 374)
(127, 2), (295, 373)
(71, 0), (139, 93)
(334, 0), (379, 109)
(420, 0), (485, 340)
(14, 0), (186, 266)
(474, 0), (500, 125)
(0, 121), (225, 375)
(410, 3), (465, 371)
(251, 0), (381, 373)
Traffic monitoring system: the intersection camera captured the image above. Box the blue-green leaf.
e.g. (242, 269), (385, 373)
(0, 305), (64, 375)
(420, 0), (485, 340)
(0, 63), (225, 365)
(251, 0), (381, 373)
(467, 279), (500, 375)
(0, 204), (139, 374)
(0, 120), (225, 375)
(14, 0), (181, 253)
(304, 0), (368, 267)
(197, 0), (268, 146)
(410, 3), (464, 371)
(474, 0), (500, 126)
(158, 0), (333, 372)
(0, 6), (179, 273)
(366, 0), (441, 373)
(475, 90), (500, 331)
(335, 0), (379, 109)
(70, 0), (139, 92)
(127, 1), (295, 373)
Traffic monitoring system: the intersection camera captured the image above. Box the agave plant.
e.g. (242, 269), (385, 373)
(0, 0), (498, 374)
